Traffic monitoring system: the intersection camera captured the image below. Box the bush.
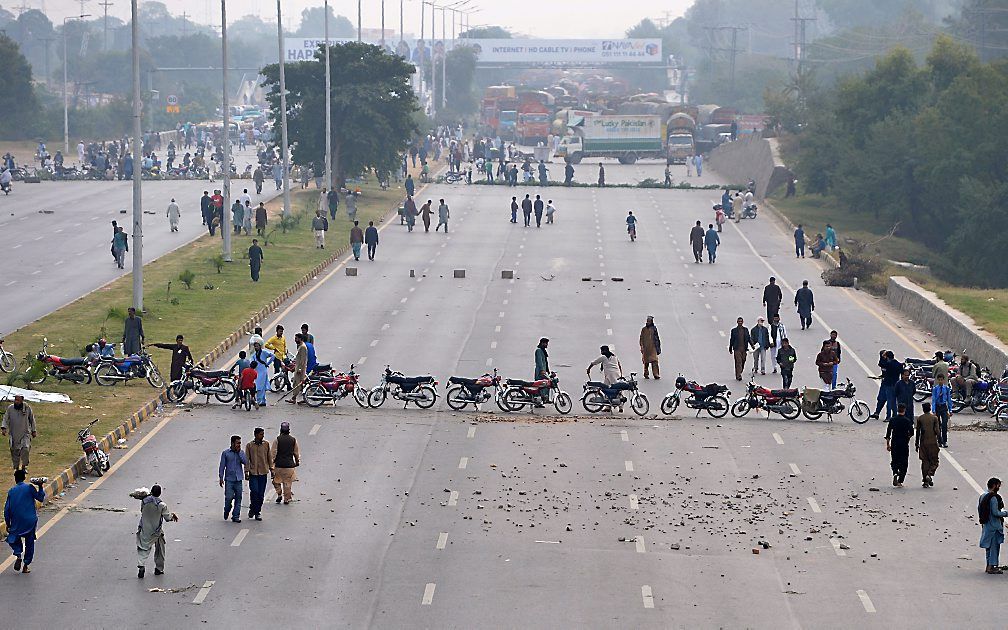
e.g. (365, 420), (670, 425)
(178, 269), (196, 289)
(209, 254), (225, 274)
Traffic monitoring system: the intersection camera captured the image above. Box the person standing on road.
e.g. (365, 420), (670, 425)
(664, 164), (672, 187)
(284, 334), (309, 404)
(597, 163), (605, 187)
(327, 187), (339, 220)
(815, 340), (837, 386)
(932, 378), (953, 448)
(272, 162), (283, 191)
(521, 194), (533, 227)
(694, 154), (703, 177)
(794, 224), (805, 258)
(533, 195), (543, 228)
(255, 202), (268, 237)
(538, 160), (548, 186)
(122, 307), (144, 355)
(219, 435), (248, 523)
(251, 342), (273, 407)
(350, 221), (364, 260)
(405, 173), (415, 198)
(248, 239), (264, 282)
(564, 162), (574, 186)
(932, 351), (950, 386)
(704, 224), (720, 263)
(365, 221), (379, 261)
(915, 402), (940, 488)
(769, 315), (787, 374)
(534, 338), (551, 406)
(253, 167), (264, 195)
(750, 317), (771, 376)
(762, 277), (783, 322)
(135, 484), (177, 578)
(4, 469), (44, 573)
(690, 221), (705, 263)
(776, 338), (797, 389)
(824, 330), (842, 388)
(870, 350), (903, 421)
(639, 316), (661, 379)
(245, 427), (272, 521)
(686, 154), (693, 177)
(795, 280), (814, 330)
(150, 335), (194, 383)
(272, 422), (300, 505)
(729, 318), (752, 381)
(885, 403), (914, 488)
(510, 197), (518, 223)
(546, 200), (556, 224)
(312, 211), (328, 249)
(436, 199), (450, 232)
(979, 477), (1008, 574)
(895, 368), (917, 419)
(404, 195), (417, 232)
(419, 199), (432, 232)
(166, 198), (180, 232)
(263, 326), (287, 375)
(112, 226), (129, 269)
(2, 396), (35, 470)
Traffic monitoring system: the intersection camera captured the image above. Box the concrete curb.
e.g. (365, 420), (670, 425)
(40, 194), (407, 505)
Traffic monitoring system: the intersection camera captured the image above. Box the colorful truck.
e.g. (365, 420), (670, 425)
(665, 112), (696, 164)
(555, 114), (664, 164)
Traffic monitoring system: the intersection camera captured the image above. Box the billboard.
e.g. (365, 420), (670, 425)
(285, 37), (455, 64)
(469, 39), (663, 65)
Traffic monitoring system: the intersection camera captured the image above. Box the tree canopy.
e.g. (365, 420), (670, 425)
(0, 33), (42, 139)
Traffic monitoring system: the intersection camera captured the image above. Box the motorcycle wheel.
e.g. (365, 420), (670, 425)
(912, 380), (929, 402)
(707, 394), (730, 418)
(0, 351), (16, 373)
(446, 385), (470, 411)
(495, 390), (513, 412)
(987, 394), (1000, 415)
(779, 399), (801, 420)
(368, 387), (388, 408)
(304, 384), (328, 407)
(849, 400), (870, 424)
(971, 397), (988, 414)
(554, 392), (572, 415)
(269, 373), (289, 393)
(802, 406), (823, 420)
(630, 393), (649, 416)
(504, 388), (526, 411)
(581, 390), (605, 413)
(660, 393), (679, 415)
(414, 385), (438, 409)
(70, 365), (92, 385)
(29, 369), (47, 385)
(243, 389), (253, 411)
(94, 363), (120, 386)
(146, 365), (164, 388)
(92, 461), (104, 477)
(996, 404), (1008, 426)
(353, 385), (370, 408)
(215, 380), (237, 404)
(730, 399), (750, 418)
(166, 380), (188, 403)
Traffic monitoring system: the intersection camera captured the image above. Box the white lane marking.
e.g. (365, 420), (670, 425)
(494, 325), (501, 333)
(409, 286), (415, 292)
(422, 583), (436, 605)
(490, 341), (498, 349)
(940, 449), (985, 495)
(603, 301), (610, 308)
(830, 538), (847, 557)
(635, 535), (646, 553)
(381, 323), (390, 331)
(605, 313), (611, 320)
(370, 339), (379, 347)
(502, 299), (509, 305)
(807, 497), (822, 513)
(498, 311), (505, 318)
(467, 426), (476, 439)
(193, 580), (215, 604)
(400, 297), (408, 303)
(625, 460), (634, 472)
(12, 244), (22, 249)
(447, 490), (459, 506)
(856, 589), (876, 613)
(711, 315), (718, 323)
(458, 457), (468, 469)
(357, 356), (367, 365)
(485, 358), (493, 367)
(718, 330), (726, 338)
(698, 292), (705, 298)
(33, 235), (43, 241)
(230, 529), (250, 547)
(789, 463), (801, 475)
(602, 291), (608, 296)
(4, 281), (15, 287)
(31, 270), (41, 275)
(704, 303), (711, 310)
(391, 310), (399, 316)
(607, 328), (613, 336)
(629, 494), (639, 510)
(54, 260), (64, 266)
(641, 585), (655, 609)
(773, 433), (784, 445)
(309, 424), (321, 436)
(620, 430), (629, 442)
(436, 532), (448, 550)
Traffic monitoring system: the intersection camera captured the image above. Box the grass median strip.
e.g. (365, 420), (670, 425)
(1, 180), (405, 484)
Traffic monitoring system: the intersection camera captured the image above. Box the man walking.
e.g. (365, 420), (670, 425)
(689, 221), (704, 263)
(166, 198), (180, 232)
(768, 315), (787, 374)
(824, 330), (842, 388)
(248, 239), (264, 282)
(253, 166), (264, 195)
(245, 428), (272, 521)
(201, 190), (212, 230)
(895, 368), (917, 419)
(404, 195), (417, 232)
(327, 187), (339, 220)
(312, 211), (328, 249)
(436, 199), (450, 233)
(980, 477), (1008, 574)
(365, 221), (379, 261)
(639, 316), (661, 379)
(915, 402), (940, 488)
(870, 350), (903, 421)
(533, 195), (544, 228)
(794, 224), (805, 258)
(255, 202), (268, 237)
(350, 221), (364, 261)
(729, 317), (752, 381)
(597, 163), (605, 187)
(795, 280), (815, 330)
(776, 338), (797, 389)
(521, 194), (533, 227)
(762, 277), (783, 322)
(419, 199), (432, 232)
(136, 484), (177, 578)
(4, 470), (44, 573)
(272, 422), (300, 505)
(510, 197), (518, 223)
(405, 173), (415, 197)
(750, 317), (771, 376)
(123, 307), (145, 355)
(885, 403), (914, 487)
(219, 435), (248, 523)
(932, 377), (953, 448)
(285, 334), (309, 404)
(2, 396), (36, 470)
(704, 224), (720, 263)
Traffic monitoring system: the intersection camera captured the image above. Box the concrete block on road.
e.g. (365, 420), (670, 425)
(410, 269), (416, 278)
(501, 270), (514, 279)
(454, 269), (465, 279)
(345, 267), (358, 276)
(611, 277), (625, 282)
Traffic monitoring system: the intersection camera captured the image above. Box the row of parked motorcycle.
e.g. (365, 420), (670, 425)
(0, 339), (164, 388)
(905, 356), (1008, 417)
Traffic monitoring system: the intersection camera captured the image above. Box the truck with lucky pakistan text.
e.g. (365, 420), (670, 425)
(554, 114), (664, 164)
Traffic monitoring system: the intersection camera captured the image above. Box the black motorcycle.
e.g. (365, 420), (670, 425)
(801, 379), (870, 423)
(445, 368), (509, 411)
(581, 374), (649, 416)
(661, 376), (730, 417)
(368, 366), (438, 409)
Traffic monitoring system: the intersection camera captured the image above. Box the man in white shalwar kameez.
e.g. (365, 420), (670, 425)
(136, 485), (177, 578)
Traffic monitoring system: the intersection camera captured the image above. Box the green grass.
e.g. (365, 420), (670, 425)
(927, 286), (1008, 346)
(1, 181), (403, 484)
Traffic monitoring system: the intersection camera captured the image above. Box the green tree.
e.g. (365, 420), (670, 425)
(293, 6), (355, 37)
(432, 45), (478, 121)
(0, 32), (41, 139)
(261, 42), (419, 186)
(459, 26), (511, 39)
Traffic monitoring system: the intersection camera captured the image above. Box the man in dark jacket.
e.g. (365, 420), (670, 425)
(762, 277), (783, 321)
(364, 221), (379, 261)
(689, 221), (705, 263)
(795, 280), (815, 330)
(885, 403), (914, 487)
(871, 350), (904, 421)
(123, 307), (145, 355)
(894, 368), (917, 419)
(776, 338), (797, 389)
(729, 317), (752, 381)
(151, 335), (194, 382)
(200, 191), (212, 229)
(248, 239), (264, 282)
(521, 194), (533, 227)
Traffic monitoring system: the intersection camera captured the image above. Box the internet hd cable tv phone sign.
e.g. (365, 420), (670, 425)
(469, 39), (663, 65)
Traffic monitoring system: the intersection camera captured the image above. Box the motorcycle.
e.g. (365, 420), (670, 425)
(951, 370), (996, 413)
(443, 170), (465, 184)
(368, 366), (438, 409)
(30, 338), (92, 385)
(78, 419), (110, 477)
(581, 374), (649, 416)
(661, 376), (730, 417)
(501, 372), (572, 414)
(268, 352), (296, 392)
(93, 349), (164, 388)
(731, 382), (801, 419)
(165, 361), (237, 404)
(800, 378), (870, 423)
(445, 368), (509, 411)
(303, 365), (369, 408)
(0, 338), (17, 373)
(740, 203), (758, 219)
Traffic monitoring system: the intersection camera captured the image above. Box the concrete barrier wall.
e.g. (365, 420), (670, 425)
(887, 276), (1008, 371)
(706, 135), (793, 200)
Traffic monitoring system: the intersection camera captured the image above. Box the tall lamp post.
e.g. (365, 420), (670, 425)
(220, 0), (233, 260)
(277, 0), (292, 218)
(324, 0), (332, 189)
(129, 0), (143, 310)
(64, 13), (90, 156)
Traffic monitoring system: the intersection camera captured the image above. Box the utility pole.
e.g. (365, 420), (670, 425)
(441, 7), (446, 109)
(130, 0), (143, 311)
(99, 0), (112, 51)
(381, 0), (385, 46)
(400, 0), (404, 44)
(430, 1), (436, 116)
(357, 0), (362, 41)
(790, 2), (816, 74)
(64, 14), (90, 155)
(702, 25), (745, 94)
(40, 36), (55, 89)
(276, 0), (291, 218)
(181, 11), (190, 36)
(221, 0), (232, 261)
(324, 0), (332, 189)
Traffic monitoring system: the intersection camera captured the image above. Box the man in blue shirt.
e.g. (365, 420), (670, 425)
(870, 350), (903, 421)
(218, 436), (248, 523)
(305, 341), (318, 374)
(5, 469), (45, 573)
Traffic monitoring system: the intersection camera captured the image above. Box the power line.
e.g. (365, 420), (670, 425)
(703, 25), (747, 92)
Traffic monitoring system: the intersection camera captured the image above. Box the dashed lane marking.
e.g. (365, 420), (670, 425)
(635, 535), (646, 553)
(230, 529), (249, 547)
(467, 427), (476, 438)
(773, 433), (784, 445)
(789, 463), (801, 475)
(625, 460), (634, 472)
(436, 532), (448, 550)
(485, 358), (493, 367)
(856, 589), (876, 613)
(490, 341), (497, 349)
(193, 581), (215, 605)
(607, 329), (613, 336)
(458, 457), (468, 469)
(309, 424), (321, 436)
(447, 490), (458, 506)
(370, 339), (379, 347)
(620, 430), (629, 442)
(629, 494), (639, 510)
(830, 538), (847, 557)
(808, 497), (822, 513)
(641, 585), (655, 609)
(422, 583), (436, 605)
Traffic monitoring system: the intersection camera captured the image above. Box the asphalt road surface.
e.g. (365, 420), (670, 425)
(4, 177), (999, 629)
(0, 148), (276, 335)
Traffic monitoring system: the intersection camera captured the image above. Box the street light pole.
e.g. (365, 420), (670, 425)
(441, 7), (446, 109)
(276, 0), (291, 218)
(221, 0), (232, 261)
(63, 14), (90, 156)
(129, 0), (142, 310)
(324, 0), (332, 189)
(357, 0), (362, 41)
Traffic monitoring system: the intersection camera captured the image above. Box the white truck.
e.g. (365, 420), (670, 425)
(555, 114), (664, 165)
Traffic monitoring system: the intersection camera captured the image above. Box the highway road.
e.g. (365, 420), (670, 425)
(0, 148), (276, 335)
(3, 176), (998, 629)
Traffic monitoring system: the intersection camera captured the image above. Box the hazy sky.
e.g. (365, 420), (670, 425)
(38, 0), (694, 38)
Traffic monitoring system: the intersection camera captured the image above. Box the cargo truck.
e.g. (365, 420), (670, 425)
(665, 112), (696, 164)
(555, 114), (663, 164)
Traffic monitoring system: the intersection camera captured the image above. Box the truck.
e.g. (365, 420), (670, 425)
(665, 112), (696, 164)
(515, 92), (555, 145)
(554, 114), (663, 165)
(480, 89), (518, 139)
